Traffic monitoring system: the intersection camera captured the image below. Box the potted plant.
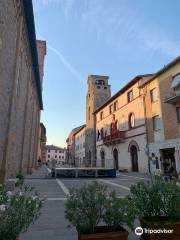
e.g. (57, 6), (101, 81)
(0, 182), (43, 240)
(127, 176), (180, 240)
(65, 181), (130, 240)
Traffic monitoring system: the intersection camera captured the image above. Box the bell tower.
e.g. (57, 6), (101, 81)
(85, 75), (111, 166)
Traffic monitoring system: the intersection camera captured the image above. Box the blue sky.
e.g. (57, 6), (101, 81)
(33, 0), (180, 147)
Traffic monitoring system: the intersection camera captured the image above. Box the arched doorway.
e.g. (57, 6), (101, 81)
(88, 151), (91, 166)
(113, 148), (119, 170)
(100, 150), (105, 168)
(130, 145), (139, 172)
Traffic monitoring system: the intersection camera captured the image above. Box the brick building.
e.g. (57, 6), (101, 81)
(0, 0), (46, 183)
(139, 57), (180, 174)
(37, 123), (47, 164)
(85, 75), (111, 166)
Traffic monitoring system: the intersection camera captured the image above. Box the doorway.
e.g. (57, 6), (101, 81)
(101, 150), (105, 168)
(130, 145), (139, 172)
(113, 148), (119, 170)
(160, 148), (176, 174)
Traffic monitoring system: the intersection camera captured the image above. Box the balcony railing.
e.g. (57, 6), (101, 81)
(103, 130), (125, 145)
(164, 92), (180, 104)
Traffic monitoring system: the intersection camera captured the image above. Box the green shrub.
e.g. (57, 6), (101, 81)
(128, 176), (180, 223)
(65, 181), (132, 234)
(0, 183), (43, 240)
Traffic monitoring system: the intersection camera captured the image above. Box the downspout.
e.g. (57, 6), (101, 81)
(142, 86), (151, 175)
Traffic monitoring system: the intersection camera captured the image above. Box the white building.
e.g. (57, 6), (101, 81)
(74, 125), (86, 167)
(46, 145), (66, 165)
(95, 75), (152, 173)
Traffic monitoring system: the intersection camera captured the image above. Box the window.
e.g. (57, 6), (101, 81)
(109, 104), (113, 114)
(171, 73), (180, 90)
(48, 149), (50, 153)
(100, 111), (103, 120)
(62, 156), (64, 159)
(177, 107), (180, 123)
(150, 88), (157, 102)
(95, 80), (105, 85)
(55, 150), (57, 153)
(48, 155), (50, 158)
(55, 155), (57, 158)
(127, 90), (133, 103)
(101, 128), (104, 139)
(153, 115), (161, 130)
(59, 156), (61, 159)
(88, 107), (90, 120)
(104, 86), (107, 89)
(114, 101), (118, 111)
(129, 113), (135, 128)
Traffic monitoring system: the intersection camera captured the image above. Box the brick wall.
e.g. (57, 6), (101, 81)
(0, 0), (44, 182)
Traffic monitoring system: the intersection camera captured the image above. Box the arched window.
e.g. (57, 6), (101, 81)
(100, 128), (104, 139)
(129, 113), (135, 128)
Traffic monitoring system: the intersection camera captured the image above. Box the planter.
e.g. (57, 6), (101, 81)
(140, 217), (180, 240)
(78, 226), (128, 240)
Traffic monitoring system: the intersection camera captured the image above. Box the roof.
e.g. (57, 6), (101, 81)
(46, 145), (66, 150)
(74, 124), (86, 136)
(40, 122), (46, 134)
(139, 56), (180, 87)
(94, 74), (153, 114)
(88, 74), (109, 79)
(22, 0), (43, 110)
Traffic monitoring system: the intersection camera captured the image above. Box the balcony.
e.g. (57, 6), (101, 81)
(164, 92), (180, 104)
(103, 130), (125, 146)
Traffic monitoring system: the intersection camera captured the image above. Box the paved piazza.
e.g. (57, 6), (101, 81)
(21, 167), (149, 240)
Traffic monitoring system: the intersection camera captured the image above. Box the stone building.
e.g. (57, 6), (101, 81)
(85, 75), (111, 166)
(74, 125), (86, 167)
(37, 123), (47, 164)
(46, 145), (66, 165)
(139, 56), (180, 174)
(66, 125), (85, 166)
(0, 0), (46, 183)
(95, 74), (152, 173)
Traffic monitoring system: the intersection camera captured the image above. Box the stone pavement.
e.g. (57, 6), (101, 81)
(20, 166), (147, 240)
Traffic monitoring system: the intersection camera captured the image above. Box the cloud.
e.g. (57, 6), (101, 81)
(47, 43), (85, 84)
(33, 0), (75, 17)
(79, 1), (180, 58)
(37, 32), (84, 84)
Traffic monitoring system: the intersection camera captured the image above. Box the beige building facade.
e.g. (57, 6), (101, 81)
(95, 75), (152, 173)
(46, 145), (66, 165)
(140, 57), (180, 174)
(0, 0), (45, 183)
(74, 125), (86, 167)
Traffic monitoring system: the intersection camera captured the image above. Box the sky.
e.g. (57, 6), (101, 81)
(32, 0), (180, 147)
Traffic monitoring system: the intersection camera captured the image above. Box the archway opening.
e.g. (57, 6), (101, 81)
(130, 145), (139, 172)
(113, 148), (119, 170)
(100, 150), (105, 168)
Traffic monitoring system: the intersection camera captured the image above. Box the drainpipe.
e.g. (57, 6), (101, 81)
(142, 87), (151, 175)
